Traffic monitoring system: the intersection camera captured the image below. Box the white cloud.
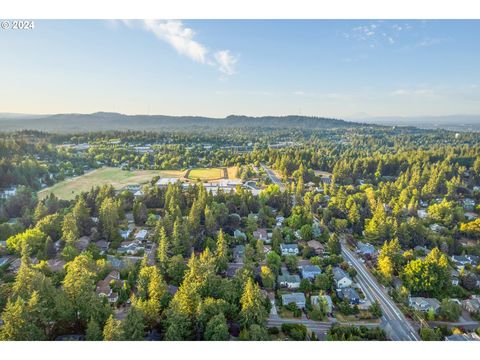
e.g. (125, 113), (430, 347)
(120, 20), (238, 76)
(142, 20), (208, 64)
(214, 50), (237, 75)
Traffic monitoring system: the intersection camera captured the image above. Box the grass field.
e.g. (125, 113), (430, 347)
(187, 167), (225, 181)
(226, 166), (239, 179)
(38, 167), (185, 200)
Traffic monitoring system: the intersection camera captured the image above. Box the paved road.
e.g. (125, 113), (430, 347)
(260, 163), (286, 191)
(341, 242), (421, 341)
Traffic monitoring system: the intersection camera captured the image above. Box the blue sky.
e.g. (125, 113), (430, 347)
(1, 20), (479, 117)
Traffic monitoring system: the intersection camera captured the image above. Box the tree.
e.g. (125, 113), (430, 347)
(260, 266), (275, 289)
(460, 218), (480, 238)
(6, 228), (47, 257)
(438, 299), (461, 322)
(72, 197), (91, 236)
(240, 278), (267, 328)
(284, 255), (298, 273)
(167, 255), (187, 285)
(122, 307), (145, 340)
(86, 317), (103, 341)
(131, 264), (167, 325)
(215, 229), (228, 272)
(377, 255), (394, 282)
(103, 314), (123, 341)
(327, 233), (341, 255)
(403, 247), (450, 297)
(157, 226), (169, 273)
(99, 197), (119, 241)
(62, 212), (79, 246)
(266, 251), (281, 275)
(0, 296), (44, 340)
(204, 313), (230, 341)
(133, 199), (148, 225)
(369, 301), (382, 318)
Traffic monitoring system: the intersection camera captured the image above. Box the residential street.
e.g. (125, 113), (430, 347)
(260, 163), (286, 191)
(341, 242), (421, 341)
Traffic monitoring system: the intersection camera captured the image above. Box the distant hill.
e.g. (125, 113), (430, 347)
(347, 114), (480, 132)
(0, 112), (366, 133)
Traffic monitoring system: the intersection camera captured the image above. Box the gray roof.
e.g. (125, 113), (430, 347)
(333, 267), (351, 282)
(337, 287), (360, 301)
(280, 243), (299, 250)
(357, 241), (376, 255)
(282, 292), (306, 304)
(300, 265), (322, 274)
(278, 274), (301, 284)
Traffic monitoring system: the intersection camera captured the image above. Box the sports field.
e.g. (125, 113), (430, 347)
(187, 167), (225, 181)
(38, 167), (185, 200)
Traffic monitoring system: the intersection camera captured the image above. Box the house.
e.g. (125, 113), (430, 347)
(300, 265), (322, 280)
(275, 216), (285, 227)
(233, 245), (245, 263)
(0, 256), (11, 267)
(311, 294), (333, 314)
(47, 259), (66, 272)
(464, 212), (478, 221)
(119, 229), (132, 240)
(0, 186), (17, 199)
(233, 229), (247, 241)
(409, 297), (441, 313)
(135, 229), (148, 242)
(445, 333), (480, 341)
(280, 243), (299, 256)
(333, 267), (352, 289)
(337, 287), (360, 305)
(281, 292), (306, 309)
(452, 255), (479, 270)
(76, 236), (90, 251)
(462, 297), (480, 314)
(463, 198), (476, 211)
(96, 270), (125, 303)
(133, 190), (144, 198)
(278, 274), (301, 289)
(451, 269), (460, 286)
(117, 242), (144, 255)
(253, 228), (268, 242)
(429, 223), (445, 233)
(94, 240), (109, 254)
(306, 240), (324, 255)
(356, 241), (376, 258)
(417, 209), (428, 219)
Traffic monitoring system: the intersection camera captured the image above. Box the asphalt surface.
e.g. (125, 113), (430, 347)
(341, 243), (421, 341)
(260, 163), (286, 191)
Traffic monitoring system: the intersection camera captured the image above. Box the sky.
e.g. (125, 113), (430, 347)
(0, 19), (479, 118)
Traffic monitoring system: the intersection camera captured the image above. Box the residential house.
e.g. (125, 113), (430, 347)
(278, 273), (301, 289)
(96, 270), (125, 303)
(409, 297), (441, 313)
(333, 267), (353, 289)
(135, 229), (148, 242)
(281, 292), (306, 309)
(356, 241), (376, 258)
(306, 240), (324, 255)
(451, 269), (460, 286)
(233, 245), (245, 263)
(117, 242), (144, 255)
(337, 287), (360, 305)
(133, 190), (144, 198)
(463, 198), (476, 212)
(0, 186), (17, 199)
(95, 240), (109, 254)
(253, 228), (268, 242)
(462, 297), (480, 314)
(280, 243), (299, 256)
(417, 209), (428, 219)
(47, 259), (66, 272)
(429, 223), (445, 233)
(119, 229), (132, 240)
(275, 216), (285, 227)
(464, 212), (478, 221)
(300, 265), (322, 280)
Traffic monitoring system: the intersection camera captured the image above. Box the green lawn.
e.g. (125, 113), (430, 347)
(38, 167), (185, 200)
(187, 167), (225, 181)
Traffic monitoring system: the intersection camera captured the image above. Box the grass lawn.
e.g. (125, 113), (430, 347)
(187, 167), (225, 181)
(38, 167), (185, 200)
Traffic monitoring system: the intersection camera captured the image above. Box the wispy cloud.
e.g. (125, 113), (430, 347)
(119, 20), (238, 76)
(345, 21), (414, 48)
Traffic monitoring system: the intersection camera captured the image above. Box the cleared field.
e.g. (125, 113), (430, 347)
(38, 167), (185, 200)
(187, 167), (225, 181)
(226, 166), (239, 179)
